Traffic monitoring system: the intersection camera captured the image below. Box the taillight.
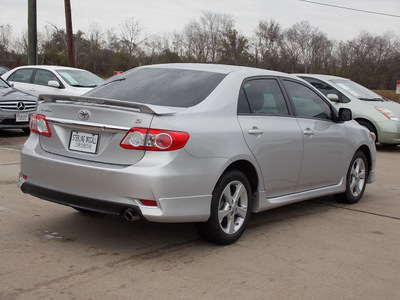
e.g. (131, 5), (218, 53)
(120, 128), (189, 151)
(30, 114), (51, 137)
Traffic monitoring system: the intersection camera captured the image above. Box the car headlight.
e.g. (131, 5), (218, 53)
(376, 108), (400, 121)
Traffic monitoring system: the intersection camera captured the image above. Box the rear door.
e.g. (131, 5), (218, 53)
(237, 78), (303, 197)
(282, 79), (349, 192)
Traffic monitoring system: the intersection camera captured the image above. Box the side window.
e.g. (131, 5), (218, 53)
(238, 79), (289, 115)
(283, 80), (333, 120)
(33, 70), (59, 86)
(8, 69), (34, 83)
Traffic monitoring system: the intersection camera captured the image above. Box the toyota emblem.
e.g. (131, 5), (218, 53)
(17, 102), (25, 111)
(78, 109), (91, 120)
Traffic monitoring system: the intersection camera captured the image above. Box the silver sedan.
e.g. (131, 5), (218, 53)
(18, 64), (376, 245)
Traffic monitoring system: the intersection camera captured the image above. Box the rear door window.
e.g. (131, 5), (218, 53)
(238, 78), (289, 115)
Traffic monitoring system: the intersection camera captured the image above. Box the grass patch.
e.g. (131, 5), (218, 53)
(373, 90), (399, 102)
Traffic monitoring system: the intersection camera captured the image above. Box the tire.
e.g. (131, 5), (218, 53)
(356, 120), (377, 142)
(334, 151), (368, 204)
(196, 170), (252, 245)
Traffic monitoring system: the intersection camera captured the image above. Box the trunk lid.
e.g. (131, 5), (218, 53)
(36, 94), (177, 165)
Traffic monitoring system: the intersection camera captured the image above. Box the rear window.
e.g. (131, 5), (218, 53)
(86, 67), (226, 107)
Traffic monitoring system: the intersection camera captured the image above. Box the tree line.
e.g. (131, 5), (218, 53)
(1, 11), (400, 90)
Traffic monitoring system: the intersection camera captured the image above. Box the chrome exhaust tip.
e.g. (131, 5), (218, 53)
(124, 208), (140, 221)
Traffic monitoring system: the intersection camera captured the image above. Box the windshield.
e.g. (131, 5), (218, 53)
(86, 67), (226, 108)
(330, 79), (383, 101)
(56, 69), (104, 88)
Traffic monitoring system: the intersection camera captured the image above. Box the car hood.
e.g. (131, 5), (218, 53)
(0, 87), (37, 101)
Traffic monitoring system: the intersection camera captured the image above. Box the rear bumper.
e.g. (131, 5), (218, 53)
(20, 181), (142, 216)
(19, 135), (226, 223)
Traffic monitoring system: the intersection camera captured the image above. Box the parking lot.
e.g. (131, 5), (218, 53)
(1, 129), (399, 300)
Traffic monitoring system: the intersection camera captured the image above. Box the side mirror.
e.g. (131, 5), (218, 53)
(327, 94), (339, 102)
(339, 108), (352, 121)
(48, 80), (60, 88)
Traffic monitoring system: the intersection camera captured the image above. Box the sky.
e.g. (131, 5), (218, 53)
(1, 0), (400, 42)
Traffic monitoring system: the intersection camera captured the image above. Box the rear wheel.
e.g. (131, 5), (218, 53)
(335, 151), (368, 204)
(196, 170), (252, 245)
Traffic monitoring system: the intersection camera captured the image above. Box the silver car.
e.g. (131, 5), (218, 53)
(19, 64), (376, 245)
(0, 77), (37, 133)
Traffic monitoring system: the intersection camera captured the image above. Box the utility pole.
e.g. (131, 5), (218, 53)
(64, 0), (75, 67)
(28, 0), (37, 65)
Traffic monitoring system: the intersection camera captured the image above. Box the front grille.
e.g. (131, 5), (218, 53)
(0, 100), (37, 111)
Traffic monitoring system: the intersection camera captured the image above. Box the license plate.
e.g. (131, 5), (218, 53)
(69, 131), (99, 154)
(16, 113), (29, 122)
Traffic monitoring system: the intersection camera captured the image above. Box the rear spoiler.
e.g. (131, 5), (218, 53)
(38, 94), (177, 116)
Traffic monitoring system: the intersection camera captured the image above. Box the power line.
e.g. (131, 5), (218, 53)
(299, 0), (400, 18)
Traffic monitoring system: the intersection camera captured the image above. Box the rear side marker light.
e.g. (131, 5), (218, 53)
(140, 200), (158, 207)
(30, 114), (51, 137)
(120, 127), (189, 151)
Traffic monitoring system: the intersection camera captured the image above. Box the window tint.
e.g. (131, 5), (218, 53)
(283, 80), (333, 120)
(33, 70), (59, 86)
(238, 79), (289, 115)
(8, 69), (34, 83)
(301, 77), (335, 96)
(87, 68), (226, 108)
(301, 77), (350, 103)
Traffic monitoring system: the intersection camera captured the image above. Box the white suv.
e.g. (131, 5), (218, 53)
(297, 74), (400, 145)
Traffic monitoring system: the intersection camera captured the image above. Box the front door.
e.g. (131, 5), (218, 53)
(282, 79), (348, 192)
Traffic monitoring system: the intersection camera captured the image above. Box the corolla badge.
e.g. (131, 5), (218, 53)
(78, 109), (91, 120)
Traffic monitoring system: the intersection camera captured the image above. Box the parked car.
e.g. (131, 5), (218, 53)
(0, 66), (10, 76)
(296, 74), (400, 145)
(19, 64), (376, 245)
(1, 65), (104, 97)
(0, 77), (37, 133)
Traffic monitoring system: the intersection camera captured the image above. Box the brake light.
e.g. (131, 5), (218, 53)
(30, 114), (51, 137)
(120, 128), (189, 151)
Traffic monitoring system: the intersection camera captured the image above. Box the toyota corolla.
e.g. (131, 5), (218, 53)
(18, 64), (376, 244)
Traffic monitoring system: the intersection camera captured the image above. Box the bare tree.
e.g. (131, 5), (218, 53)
(183, 11), (234, 62)
(120, 17), (145, 57)
(281, 21), (323, 73)
(0, 24), (13, 64)
(254, 19), (282, 69)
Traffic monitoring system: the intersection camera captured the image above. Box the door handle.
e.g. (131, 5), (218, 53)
(303, 128), (314, 136)
(248, 127), (263, 135)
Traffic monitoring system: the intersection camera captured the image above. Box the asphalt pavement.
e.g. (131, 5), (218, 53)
(0, 129), (399, 299)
